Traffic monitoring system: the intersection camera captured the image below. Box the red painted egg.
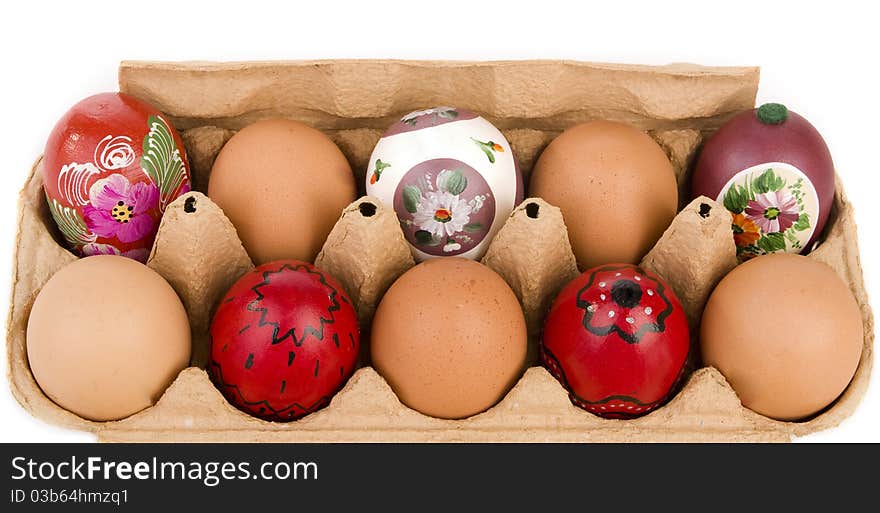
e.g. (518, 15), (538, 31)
(42, 92), (191, 263)
(541, 264), (689, 419)
(209, 260), (360, 422)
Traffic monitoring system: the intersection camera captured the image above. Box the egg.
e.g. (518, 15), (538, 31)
(208, 119), (357, 265)
(26, 255), (191, 421)
(541, 264), (690, 418)
(365, 107), (523, 261)
(700, 254), (863, 421)
(209, 260), (360, 421)
(42, 92), (192, 263)
(530, 121), (678, 270)
(691, 103), (835, 260)
(370, 258), (527, 419)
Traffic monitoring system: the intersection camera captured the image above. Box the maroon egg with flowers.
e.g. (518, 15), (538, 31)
(42, 92), (191, 263)
(691, 102), (835, 260)
(541, 264), (689, 419)
(209, 260), (360, 422)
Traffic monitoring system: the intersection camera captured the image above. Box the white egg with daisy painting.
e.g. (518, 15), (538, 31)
(366, 107), (523, 261)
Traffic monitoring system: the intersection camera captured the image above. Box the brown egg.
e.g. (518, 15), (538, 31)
(530, 121), (678, 270)
(700, 254), (863, 421)
(371, 258), (527, 419)
(26, 255), (191, 421)
(208, 119), (356, 264)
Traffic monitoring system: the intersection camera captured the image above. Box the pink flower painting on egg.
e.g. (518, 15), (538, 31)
(719, 166), (816, 259)
(81, 242), (151, 263)
(744, 190), (799, 234)
(82, 175), (159, 244)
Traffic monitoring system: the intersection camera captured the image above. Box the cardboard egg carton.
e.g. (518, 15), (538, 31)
(6, 60), (873, 442)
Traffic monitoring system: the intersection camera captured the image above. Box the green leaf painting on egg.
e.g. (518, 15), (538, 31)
(414, 230), (441, 246)
(438, 168), (468, 195)
(751, 168), (786, 195)
(47, 197), (96, 248)
(471, 138), (504, 164)
(403, 185), (422, 214)
(141, 115), (189, 212)
(723, 184), (751, 213)
(757, 232), (787, 253)
(370, 159), (391, 184)
(792, 213), (810, 232)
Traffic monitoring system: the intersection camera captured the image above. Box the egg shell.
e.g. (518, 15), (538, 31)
(370, 258), (527, 419)
(700, 253), (863, 421)
(209, 260), (360, 422)
(208, 119), (357, 265)
(529, 120), (678, 270)
(365, 107), (524, 261)
(541, 264), (690, 418)
(42, 92), (191, 263)
(690, 104), (835, 258)
(26, 255), (191, 421)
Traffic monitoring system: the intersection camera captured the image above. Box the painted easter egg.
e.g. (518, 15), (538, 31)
(42, 92), (191, 263)
(365, 107), (523, 261)
(541, 264), (689, 419)
(209, 260), (360, 422)
(691, 103), (835, 260)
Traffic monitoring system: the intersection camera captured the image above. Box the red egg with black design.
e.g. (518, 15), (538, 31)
(209, 260), (360, 421)
(42, 92), (191, 263)
(541, 264), (689, 419)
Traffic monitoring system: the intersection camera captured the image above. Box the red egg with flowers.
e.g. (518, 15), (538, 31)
(209, 260), (360, 421)
(541, 264), (689, 418)
(42, 92), (191, 262)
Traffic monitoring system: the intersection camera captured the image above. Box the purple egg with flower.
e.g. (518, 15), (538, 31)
(42, 93), (191, 263)
(366, 106), (523, 261)
(691, 102), (834, 261)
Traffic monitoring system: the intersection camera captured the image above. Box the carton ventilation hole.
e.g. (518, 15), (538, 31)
(525, 202), (540, 219)
(184, 196), (197, 213)
(359, 202), (377, 217)
(698, 203), (711, 218)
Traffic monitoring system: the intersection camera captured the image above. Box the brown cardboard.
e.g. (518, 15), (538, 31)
(6, 60), (873, 442)
(481, 198), (579, 364)
(315, 197), (415, 333)
(640, 196), (739, 331)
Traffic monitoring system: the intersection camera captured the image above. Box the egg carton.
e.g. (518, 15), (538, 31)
(6, 60), (874, 442)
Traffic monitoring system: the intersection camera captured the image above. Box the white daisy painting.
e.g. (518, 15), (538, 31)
(393, 158), (495, 257)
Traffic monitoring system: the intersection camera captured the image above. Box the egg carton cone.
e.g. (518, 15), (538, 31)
(6, 60), (873, 442)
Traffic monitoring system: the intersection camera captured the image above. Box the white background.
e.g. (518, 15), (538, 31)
(1, 1), (876, 442)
